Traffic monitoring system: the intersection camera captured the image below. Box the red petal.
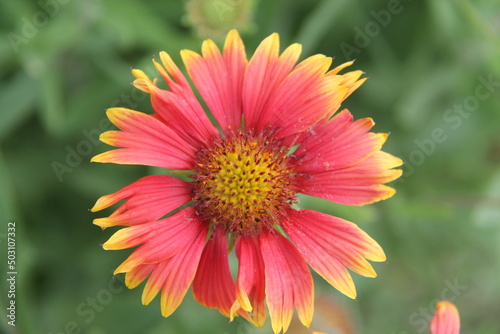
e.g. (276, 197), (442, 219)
(259, 55), (345, 137)
(248, 56), (365, 138)
(430, 301), (460, 334)
(231, 236), (266, 327)
(91, 108), (196, 169)
(260, 230), (314, 334)
(111, 208), (205, 274)
(298, 151), (402, 205)
(282, 209), (386, 299)
(192, 229), (251, 322)
(148, 52), (219, 147)
(181, 29), (247, 131)
(140, 220), (208, 317)
(323, 68), (367, 119)
(125, 263), (155, 289)
(294, 109), (388, 173)
(242, 33), (302, 132)
(92, 175), (191, 228)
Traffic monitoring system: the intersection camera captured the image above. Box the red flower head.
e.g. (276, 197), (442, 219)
(92, 30), (402, 333)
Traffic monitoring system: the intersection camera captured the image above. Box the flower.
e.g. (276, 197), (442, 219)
(91, 29), (402, 333)
(430, 301), (460, 334)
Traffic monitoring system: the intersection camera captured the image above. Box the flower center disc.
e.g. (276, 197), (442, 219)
(192, 132), (297, 235)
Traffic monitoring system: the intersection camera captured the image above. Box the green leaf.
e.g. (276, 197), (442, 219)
(38, 64), (66, 136)
(295, 0), (352, 55)
(474, 168), (500, 227)
(0, 72), (38, 141)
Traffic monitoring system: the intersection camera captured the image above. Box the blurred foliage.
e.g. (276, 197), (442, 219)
(1, 0), (499, 333)
(184, 0), (258, 39)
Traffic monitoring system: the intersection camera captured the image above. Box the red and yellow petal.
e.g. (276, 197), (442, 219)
(260, 54), (346, 137)
(222, 29), (248, 126)
(328, 60), (355, 76)
(125, 263), (155, 289)
(298, 150), (402, 206)
(149, 89), (218, 148)
(282, 209), (386, 299)
(181, 29), (247, 131)
(101, 224), (151, 251)
(111, 208), (206, 275)
(91, 108), (196, 169)
(108, 208), (209, 319)
(325, 68), (367, 116)
(155, 51), (191, 89)
(242, 33), (302, 132)
(192, 229), (252, 322)
(158, 235), (206, 318)
(192, 229), (234, 316)
(260, 231), (314, 334)
(131, 68), (159, 94)
(430, 301), (460, 334)
(294, 109), (388, 173)
(258, 58), (365, 138)
(231, 235), (266, 327)
(131, 54), (219, 147)
(91, 175), (191, 228)
(139, 222), (208, 317)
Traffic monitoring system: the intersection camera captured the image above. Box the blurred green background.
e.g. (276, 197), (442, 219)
(1, 0), (499, 333)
